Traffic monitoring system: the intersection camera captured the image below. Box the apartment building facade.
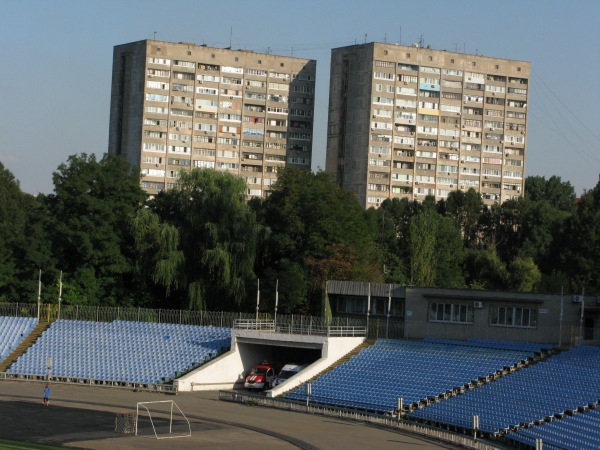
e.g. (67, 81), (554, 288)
(108, 40), (316, 196)
(326, 43), (530, 208)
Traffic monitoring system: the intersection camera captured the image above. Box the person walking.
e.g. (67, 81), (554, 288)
(43, 384), (50, 406)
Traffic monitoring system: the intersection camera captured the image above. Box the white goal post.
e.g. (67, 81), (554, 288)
(135, 400), (191, 439)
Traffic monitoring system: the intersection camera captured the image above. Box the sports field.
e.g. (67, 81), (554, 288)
(0, 381), (455, 449)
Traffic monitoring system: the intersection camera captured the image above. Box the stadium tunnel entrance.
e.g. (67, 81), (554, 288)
(236, 337), (322, 377)
(174, 330), (365, 392)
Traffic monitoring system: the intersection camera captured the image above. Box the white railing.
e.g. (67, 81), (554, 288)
(0, 372), (177, 394)
(233, 319), (367, 337)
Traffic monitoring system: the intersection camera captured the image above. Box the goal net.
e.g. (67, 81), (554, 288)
(131, 400), (191, 439)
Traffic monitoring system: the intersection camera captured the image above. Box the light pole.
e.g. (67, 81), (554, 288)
(58, 271), (63, 320)
(46, 356), (52, 381)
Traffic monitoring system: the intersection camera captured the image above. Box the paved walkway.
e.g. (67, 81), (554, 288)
(0, 381), (458, 449)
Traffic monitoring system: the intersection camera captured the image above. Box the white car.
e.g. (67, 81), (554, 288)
(273, 363), (307, 387)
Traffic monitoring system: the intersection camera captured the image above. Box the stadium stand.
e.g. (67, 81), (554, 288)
(285, 338), (544, 414)
(0, 316), (38, 362)
(408, 346), (600, 438)
(6, 319), (231, 385)
(508, 407), (600, 449)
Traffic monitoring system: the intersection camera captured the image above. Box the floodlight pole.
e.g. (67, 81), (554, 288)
(558, 286), (563, 348)
(255, 279), (260, 323)
(386, 285), (392, 338)
(579, 288), (585, 343)
(274, 279), (279, 329)
(37, 269), (42, 321)
(58, 270), (63, 320)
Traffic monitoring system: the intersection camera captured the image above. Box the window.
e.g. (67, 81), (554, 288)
(398, 63), (418, 71)
(269, 71), (290, 80)
(441, 104), (461, 113)
(269, 82), (290, 91)
(197, 74), (220, 83)
(143, 143), (166, 152)
(421, 66), (440, 74)
(146, 93), (168, 102)
(145, 105), (170, 115)
(490, 306), (536, 328)
(397, 86), (417, 96)
(429, 302), (473, 324)
(147, 69), (170, 77)
(370, 145), (391, 155)
(174, 60), (195, 68)
(374, 71), (394, 80)
(147, 81), (168, 90)
(396, 98), (417, 109)
(247, 68), (267, 76)
(173, 72), (194, 80)
(373, 96), (393, 105)
(194, 160), (215, 168)
(442, 68), (463, 76)
(148, 57), (170, 65)
(336, 296), (367, 314)
(398, 74), (418, 83)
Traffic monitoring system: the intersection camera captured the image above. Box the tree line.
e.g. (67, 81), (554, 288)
(0, 153), (597, 315)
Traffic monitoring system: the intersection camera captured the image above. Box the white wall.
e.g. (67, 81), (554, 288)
(175, 330), (365, 393)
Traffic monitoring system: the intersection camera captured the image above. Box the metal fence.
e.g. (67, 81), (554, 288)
(0, 303), (370, 334)
(219, 390), (503, 450)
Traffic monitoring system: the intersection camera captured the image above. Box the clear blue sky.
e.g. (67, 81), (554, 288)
(1, 0), (599, 196)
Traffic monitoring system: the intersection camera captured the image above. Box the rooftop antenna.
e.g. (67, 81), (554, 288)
(153, 31), (157, 40)
(364, 33), (367, 44)
(228, 26), (232, 49)
(384, 32), (387, 44)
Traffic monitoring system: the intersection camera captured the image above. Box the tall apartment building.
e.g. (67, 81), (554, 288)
(108, 40), (316, 196)
(326, 43), (530, 208)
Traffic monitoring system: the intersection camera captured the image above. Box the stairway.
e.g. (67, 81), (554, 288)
(0, 321), (52, 372)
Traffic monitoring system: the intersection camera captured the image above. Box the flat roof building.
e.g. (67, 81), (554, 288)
(108, 40), (316, 197)
(326, 42), (530, 208)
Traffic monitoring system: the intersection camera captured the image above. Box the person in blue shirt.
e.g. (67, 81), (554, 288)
(43, 384), (50, 406)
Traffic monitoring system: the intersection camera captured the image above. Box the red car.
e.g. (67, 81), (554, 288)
(244, 362), (280, 390)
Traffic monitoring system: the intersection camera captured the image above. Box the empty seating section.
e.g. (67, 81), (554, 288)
(425, 337), (550, 354)
(285, 339), (537, 414)
(0, 316), (38, 363)
(7, 319), (231, 384)
(408, 346), (600, 437)
(510, 408), (600, 450)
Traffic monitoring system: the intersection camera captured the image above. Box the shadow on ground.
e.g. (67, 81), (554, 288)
(0, 401), (222, 447)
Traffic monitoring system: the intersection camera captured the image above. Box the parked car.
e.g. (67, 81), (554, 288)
(244, 361), (280, 390)
(273, 363), (308, 387)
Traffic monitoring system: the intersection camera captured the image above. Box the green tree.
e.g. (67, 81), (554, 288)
(525, 175), (576, 214)
(0, 164), (55, 303)
(259, 168), (381, 315)
(376, 197), (421, 284)
(561, 181), (600, 294)
(148, 169), (259, 310)
(444, 188), (485, 248)
(463, 249), (508, 290)
(508, 256), (541, 292)
(408, 208), (464, 287)
(45, 153), (146, 306)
